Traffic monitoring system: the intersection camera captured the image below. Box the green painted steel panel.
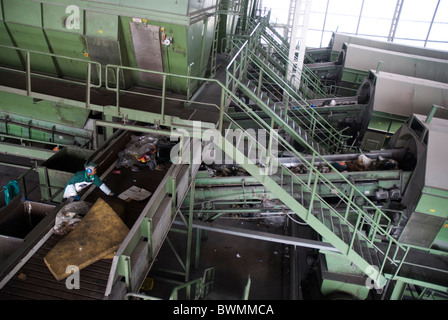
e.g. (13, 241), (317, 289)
(3, 0), (42, 27)
(0, 23), (24, 67)
(44, 30), (89, 79)
(0, 142), (56, 160)
(432, 220), (448, 251)
(415, 193), (448, 219)
(368, 115), (391, 132)
(0, 92), (91, 128)
(4, 24), (59, 74)
(85, 10), (118, 39)
(341, 69), (368, 85)
(42, 3), (84, 35)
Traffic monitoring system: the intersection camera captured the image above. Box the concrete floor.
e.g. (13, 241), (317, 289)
(144, 214), (323, 300)
(145, 218), (286, 300)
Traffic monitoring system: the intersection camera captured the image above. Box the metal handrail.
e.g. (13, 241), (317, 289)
(226, 35), (349, 153)
(208, 86), (411, 285)
(227, 31), (342, 139)
(0, 44), (102, 105)
(247, 17), (329, 98)
(0, 44), (435, 291)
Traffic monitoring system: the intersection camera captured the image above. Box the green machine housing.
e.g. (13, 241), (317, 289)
(0, 0), (221, 95)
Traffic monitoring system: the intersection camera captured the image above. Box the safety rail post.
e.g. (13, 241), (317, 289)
(186, 63), (193, 103)
(86, 63), (91, 108)
(162, 74), (167, 123)
(369, 208), (381, 242)
(283, 94), (290, 123)
(115, 66), (121, 115)
(141, 217), (153, 261)
(257, 68), (264, 97)
(344, 187), (355, 220)
(392, 246), (410, 279)
(348, 214), (362, 255)
(118, 255), (132, 290)
(307, 152), (316, 187)
(310, 116), (316, 140)
(378, 238), (393, 283)
(306, 172), (319, 220)
(219, 89), (226, 133)
(26, 51), (31, 96)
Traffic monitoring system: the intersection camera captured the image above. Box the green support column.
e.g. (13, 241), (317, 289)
(103, 115), (114, 140)
(390, 279), (406, 300)
(185, 180), (195, 283)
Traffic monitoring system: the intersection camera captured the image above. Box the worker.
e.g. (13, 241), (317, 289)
(63, 161), (114, 200)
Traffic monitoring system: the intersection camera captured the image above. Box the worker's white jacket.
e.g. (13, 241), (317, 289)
(63, 170), (111, 198)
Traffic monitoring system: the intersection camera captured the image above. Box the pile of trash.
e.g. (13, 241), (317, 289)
(331, 155), (399, 172)
(53, 201), (92, 236)
(289, 154), (399, 174)
(202, 165), (248, 177)
(117, 135), (158, 171)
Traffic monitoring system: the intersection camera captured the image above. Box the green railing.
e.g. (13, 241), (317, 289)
(212, 95), (410, 287)
(0, 44), (102, 108)
(248, 17), (329, 99)
(226, 27), (349, 154)
(125, 267), (215, 300)
(0, 44), (445, 296)
(98, 62), (417, 288)
(104, 144), (194, 296)
(169, 267), (215, 300)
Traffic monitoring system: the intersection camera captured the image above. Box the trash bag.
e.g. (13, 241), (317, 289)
(358, 154), (372, 169)
(116, 135), (158, 169)
(53, 201), (92, 236)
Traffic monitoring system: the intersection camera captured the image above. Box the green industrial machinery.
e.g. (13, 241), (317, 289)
(0, 0), (222, 94)
(0, 0), (447, 302)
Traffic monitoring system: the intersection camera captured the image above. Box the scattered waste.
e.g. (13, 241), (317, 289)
(141, 277), (154, 291)
(118, 185), (152, 202)
(117, 134), (158, 170)
(18, 273), (27, 281)
(53, 201), (92, 235)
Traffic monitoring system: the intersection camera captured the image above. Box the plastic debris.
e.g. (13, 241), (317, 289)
(53, 201), (92, 236)
(116, 134), (158, 170)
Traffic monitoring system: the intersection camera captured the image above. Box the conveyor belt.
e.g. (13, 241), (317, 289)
(0, 233), (112, 300)
(0, 133), (173, 299)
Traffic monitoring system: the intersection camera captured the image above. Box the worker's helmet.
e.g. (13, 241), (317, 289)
(84, 161), (98, 174)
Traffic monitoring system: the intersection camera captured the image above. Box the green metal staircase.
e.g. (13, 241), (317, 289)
(214, 101), (408, 290)
(247, 17), (329, 100)
(216, 20), (412, 289)
(227, 24), (350, 155)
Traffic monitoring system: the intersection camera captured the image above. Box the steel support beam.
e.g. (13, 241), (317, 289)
(174, 219), (340, 253)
